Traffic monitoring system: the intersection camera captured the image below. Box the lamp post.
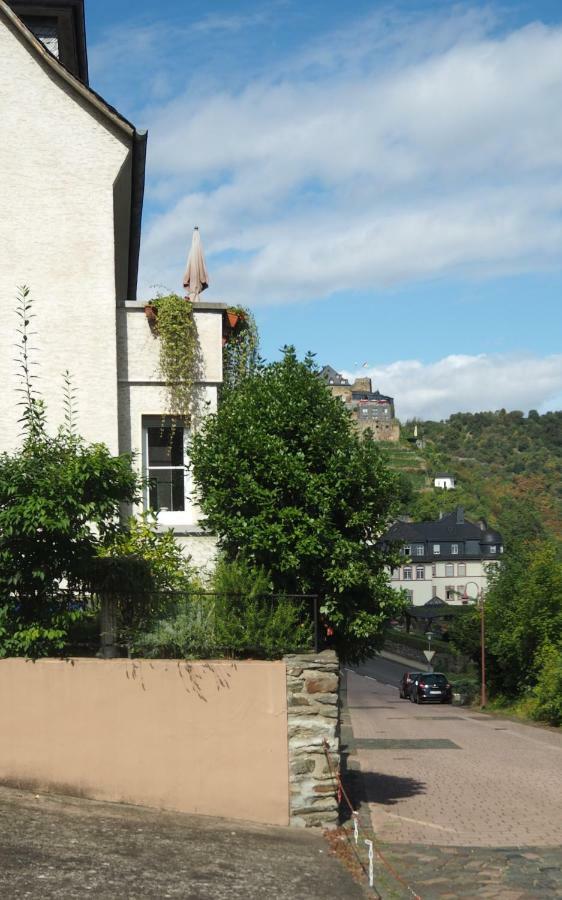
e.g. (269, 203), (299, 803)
(462, 581), (486, 708)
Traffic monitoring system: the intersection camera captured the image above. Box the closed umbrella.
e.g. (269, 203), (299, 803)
(183, 226), (209, 301)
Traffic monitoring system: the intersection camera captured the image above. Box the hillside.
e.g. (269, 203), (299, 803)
(390, 410), (562, 541)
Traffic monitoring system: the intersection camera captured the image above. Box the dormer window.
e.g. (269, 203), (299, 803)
(22, 16), (59, 57)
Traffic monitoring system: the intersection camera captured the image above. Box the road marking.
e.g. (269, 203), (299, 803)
(385, 813), (457, 833)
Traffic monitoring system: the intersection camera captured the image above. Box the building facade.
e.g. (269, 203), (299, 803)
(0, 0), (222, 570)
(381, 508), (503, 606)
(434, 473), (456, 490)
(320, 366), (400, 442)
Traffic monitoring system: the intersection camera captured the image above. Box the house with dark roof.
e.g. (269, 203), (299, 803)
(380, 507), (503, 606)
(320, 366), (400, 442)
(0, 1), (225, 571)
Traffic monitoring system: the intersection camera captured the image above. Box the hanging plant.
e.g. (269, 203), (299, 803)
(147, 294), (200, 422)
(222, 306), (260, 395)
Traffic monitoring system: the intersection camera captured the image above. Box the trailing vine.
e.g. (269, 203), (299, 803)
(147, 294), (200, 423)
(222, 306), (260, 395)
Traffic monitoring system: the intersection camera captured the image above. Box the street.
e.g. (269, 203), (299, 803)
(343, 658), (562, 897)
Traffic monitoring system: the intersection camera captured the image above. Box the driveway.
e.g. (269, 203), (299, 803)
(0, 786), (365, 899)
(343, 663), (562, 898)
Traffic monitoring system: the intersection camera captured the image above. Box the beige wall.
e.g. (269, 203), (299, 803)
(0, 16), (133, 454)
(0, 658), (289, 826)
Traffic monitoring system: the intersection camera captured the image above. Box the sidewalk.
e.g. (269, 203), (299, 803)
(0, 786), (366, 899)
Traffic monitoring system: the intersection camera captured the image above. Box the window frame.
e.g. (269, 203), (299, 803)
(143, 416), (193, 526)
(403, 566), (413, 581)
(415, 565), (425, 580)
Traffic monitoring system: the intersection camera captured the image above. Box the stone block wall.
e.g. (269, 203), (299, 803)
(284, 650), (340, 828)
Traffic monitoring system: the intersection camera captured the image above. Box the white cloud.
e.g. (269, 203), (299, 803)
(342, 354), (562, 421)
(131, 10), (562, 303)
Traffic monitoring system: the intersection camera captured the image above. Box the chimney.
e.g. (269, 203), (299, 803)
(456, 506), (464, 524)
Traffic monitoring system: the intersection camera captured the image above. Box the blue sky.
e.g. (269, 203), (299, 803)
(86, 1), (562, 420)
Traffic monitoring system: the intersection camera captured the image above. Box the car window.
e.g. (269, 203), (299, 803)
(422, 674), (447, 685)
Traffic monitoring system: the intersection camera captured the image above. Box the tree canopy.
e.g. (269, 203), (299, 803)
(190, 347), (404, 662)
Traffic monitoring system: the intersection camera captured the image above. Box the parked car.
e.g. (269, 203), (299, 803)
(399, 671), (423, 700)
(410, 672), (453, 704)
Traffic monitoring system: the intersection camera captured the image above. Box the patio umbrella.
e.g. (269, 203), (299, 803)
(183, 226), (209, 301)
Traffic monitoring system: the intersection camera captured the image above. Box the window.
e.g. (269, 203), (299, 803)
(391, 568), (399, 580)
(403, 545), (411, 556)
(445, 585), (455, 601)
(415, 544), (425, 556)
(403, 566), (412, 581)
(432, 564), (437, 576)
(360, 408), (368, 417)
(404, 589), (413, 602)
(445, 563), (454, 577)
(432, 586), (437, 598)
(416, 566), (425, 580)
(144, 419), (191, 522)
(451, 543), (459, 555)
(433, 544), (441, 555)
(490, 545), (497, 554)
(458, 563), (466, 577)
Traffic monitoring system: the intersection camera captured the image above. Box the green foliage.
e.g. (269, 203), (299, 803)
(527, 642), (562, 726)
(0, 287), (142, 657)
(130, 557), (312, 660)
(485, 533), (562, 698)
(222, 306), (260, 395)
(149, 294), (200, 422)
(191, 347), (405, 662)
(402, 410), (562, 541)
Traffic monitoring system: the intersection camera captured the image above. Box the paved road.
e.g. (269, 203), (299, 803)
(0, 787), (365, 900)
(343, 663), (562, 898)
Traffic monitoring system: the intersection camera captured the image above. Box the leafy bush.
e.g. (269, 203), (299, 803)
(528, 642), (562, 726)
(129, 558), (313, 660)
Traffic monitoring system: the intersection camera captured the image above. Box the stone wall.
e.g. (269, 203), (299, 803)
(284, 650), (340, 828)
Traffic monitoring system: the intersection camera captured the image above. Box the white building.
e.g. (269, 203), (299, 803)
(0, 0), (222, 569)
(381, 508), (503, 606)
(434, 473), (456, 490)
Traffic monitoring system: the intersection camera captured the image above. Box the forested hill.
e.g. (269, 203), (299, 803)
(394, 410), (562, 541)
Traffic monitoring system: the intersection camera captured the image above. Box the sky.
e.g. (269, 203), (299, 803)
(86, 1), (562, 421)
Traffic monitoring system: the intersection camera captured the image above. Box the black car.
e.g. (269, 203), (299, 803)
(399, 671), (423, 700)
(410, 672), (453, 704)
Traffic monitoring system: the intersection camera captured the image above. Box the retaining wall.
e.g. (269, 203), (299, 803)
(0, 653), (342, 829)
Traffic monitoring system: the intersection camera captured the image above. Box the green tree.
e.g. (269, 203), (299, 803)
(190, 347), (404, 662)
(485, 537), (562, 697)
(0, 288), (142, 656)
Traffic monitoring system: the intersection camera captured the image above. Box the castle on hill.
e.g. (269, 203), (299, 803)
(320, 366), (400, 442)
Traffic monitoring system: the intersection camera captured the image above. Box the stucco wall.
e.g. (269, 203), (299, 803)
(391, 560), (490, 605)
(0, 658), (289, 826)
(117, 303), (224, 529)
(0, 17), (132, 454)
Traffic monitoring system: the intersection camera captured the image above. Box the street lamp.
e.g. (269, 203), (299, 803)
(424, 630), (436, 673)
(462, 582), (486, 708)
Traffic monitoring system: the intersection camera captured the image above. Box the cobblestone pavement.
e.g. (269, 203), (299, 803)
(0, 786), (366, 899)
(342, 668), (562, 899)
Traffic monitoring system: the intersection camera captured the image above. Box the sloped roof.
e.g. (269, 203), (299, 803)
(384, 509), (502, 543)
(6, 0), (88, 82)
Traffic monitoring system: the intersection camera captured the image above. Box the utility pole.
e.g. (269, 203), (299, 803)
(480, 590), (487, 707)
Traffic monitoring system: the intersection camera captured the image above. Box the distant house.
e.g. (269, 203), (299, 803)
(380, 507), (503, 606)
(0, 0), (224, 569)
(434, 473), (456, 490)
(320, 366), (400, 442)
